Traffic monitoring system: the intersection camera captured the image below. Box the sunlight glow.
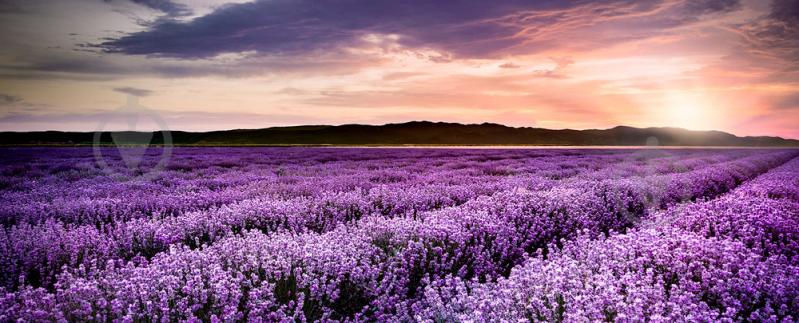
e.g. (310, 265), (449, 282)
(661, 92), (715, 130)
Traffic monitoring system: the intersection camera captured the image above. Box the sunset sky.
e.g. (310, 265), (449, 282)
(0, 0), (797, 138)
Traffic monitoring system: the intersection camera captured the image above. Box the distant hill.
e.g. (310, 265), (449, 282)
(1, 121), (798, 147)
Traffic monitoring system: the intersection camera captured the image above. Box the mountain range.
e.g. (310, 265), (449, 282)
(1, 121), (797, 147)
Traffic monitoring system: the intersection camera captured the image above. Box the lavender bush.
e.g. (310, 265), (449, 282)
(0, 148), (797, 322)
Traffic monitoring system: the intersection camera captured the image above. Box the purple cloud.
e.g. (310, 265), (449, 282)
(104, 0), (192, 17)
(739, 0), (799, 70)
(98, 0), (741, 60)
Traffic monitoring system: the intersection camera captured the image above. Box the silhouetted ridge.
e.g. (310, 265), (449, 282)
(1, 122), (797, 146)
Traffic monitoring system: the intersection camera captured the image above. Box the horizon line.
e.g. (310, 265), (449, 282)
(1, 121), (797, 141)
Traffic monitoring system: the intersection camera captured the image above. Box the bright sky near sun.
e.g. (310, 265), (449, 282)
(0, 0), (797, 138)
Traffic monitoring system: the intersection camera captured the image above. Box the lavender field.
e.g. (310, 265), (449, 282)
(1, 147), (798, 322)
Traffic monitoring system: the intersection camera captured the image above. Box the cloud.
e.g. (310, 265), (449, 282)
(0, 50), (381, 79)
(0, 94), (22, 105)
(104, 0), (192, 17)
(499, 62), (521, 69)
(0, 0), (741, 81)
(738, 0), (799, 71)
(532, 57), (574, 78)
(113, 87), (153, 97)
(132, 0), (191, 17)
(97, 0), (742, 60)
(774, 92), (799, 109)
(382, 72), (426, 81)
(0, 1), (23, 13)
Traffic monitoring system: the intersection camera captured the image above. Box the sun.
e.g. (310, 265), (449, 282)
(661, 92), (715, 130)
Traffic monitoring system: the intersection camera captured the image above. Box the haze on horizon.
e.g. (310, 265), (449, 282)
(0, 0), (797, 139)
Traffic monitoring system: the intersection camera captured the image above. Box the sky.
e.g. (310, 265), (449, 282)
(0, 0), (797, 138)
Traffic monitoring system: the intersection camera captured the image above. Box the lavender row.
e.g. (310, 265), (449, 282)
(0, 150), (758, 292)
(0, 178), (538, 291)
(0, 149), (742, 289)
(370, 151), (799, 319)
(649, 157), (799, 263)
(413, 156), (799, 322)
(416, 228), (798, 322)
(1, 148), (677, 226)
(1, 150), (793, 321)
